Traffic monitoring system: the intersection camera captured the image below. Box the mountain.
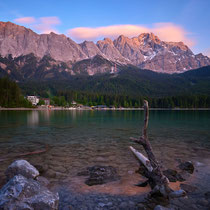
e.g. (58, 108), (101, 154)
(0, 53), (126, 80)
(0, 21), (209, 75)
(0, 21), (87, 62)
(1, 50), (209, 97)
(113, 33), (203, 73)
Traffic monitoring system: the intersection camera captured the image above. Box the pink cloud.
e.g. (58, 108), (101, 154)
(152, 23), (195, 47)
(39, 17), (60, 25)
(68, 23), (195, 47)
(13, 16), (61, 34)
(14, 17), (35, 24)
(34, 16), (61, 34)
(68, 25), (149, 41)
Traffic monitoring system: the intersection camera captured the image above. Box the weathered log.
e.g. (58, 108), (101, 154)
(130, 146), (153, 172)
(130, 100), (185, 198)
(0, 143), (49, 162)
(17, 144), (49, 157)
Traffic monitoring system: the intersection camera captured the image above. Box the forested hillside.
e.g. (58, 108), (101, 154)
(0, 77), (32, 108)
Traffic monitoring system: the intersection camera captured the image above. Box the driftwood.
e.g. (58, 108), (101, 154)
(17, 143), (49, 157)
(130, 100), (185, 198)
(0, 143), (49, 162)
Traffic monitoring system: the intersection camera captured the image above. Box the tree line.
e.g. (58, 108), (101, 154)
(0, 77), (32, 108)
(53, 90), (210, 108)
(1, 77), (210, 108)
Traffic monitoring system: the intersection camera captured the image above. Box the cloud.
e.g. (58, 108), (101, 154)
(14, 17), (35, 24)
(13, 16), (61, 34)
(152, 23), (194, 47)
(68, 23), (194, 46)
(34, 17), (61, 34)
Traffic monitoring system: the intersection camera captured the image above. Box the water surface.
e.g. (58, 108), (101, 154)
(0, 110), (210, 194)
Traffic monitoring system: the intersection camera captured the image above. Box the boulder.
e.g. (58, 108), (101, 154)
(5, 159), (39, 180)
(178, 161), (194, 174)
(0, 174), (59, 210)
(154, 205), (171, 210)
(79, 165), (120, 186)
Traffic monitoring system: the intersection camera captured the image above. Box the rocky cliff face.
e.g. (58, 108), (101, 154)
(0, 53), (123, 80)
(96, 38), (129, 64)
(0, 21), (209, 75)
(0, 21), (87, 62)
(79, 41), (102, 58)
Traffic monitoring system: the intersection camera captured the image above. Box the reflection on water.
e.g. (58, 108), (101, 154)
(27, 110), (53, 127)
(0, 110), (210, 194)
(27, 111), (39, 126)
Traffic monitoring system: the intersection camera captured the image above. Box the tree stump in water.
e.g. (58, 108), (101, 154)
(130, 100), (186, 199)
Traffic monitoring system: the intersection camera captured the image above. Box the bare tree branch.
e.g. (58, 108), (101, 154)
(130, 146), (153, 172)
(142, 100), (149, 139)
(129, 99), (186, 199)
(130, 100), (172, 197)
(130, 137), (145, 145)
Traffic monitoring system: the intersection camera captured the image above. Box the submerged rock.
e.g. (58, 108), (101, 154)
(135, 180), (148, 187)
(178, 161), (194, 174)
(0, 174), (59, 210)
(180, 183), (197, 193)
(163, 169), (178, 182)
(163, 169), (186, 182)
(5, 159), (39, 180)
(79, 165), (120, 186)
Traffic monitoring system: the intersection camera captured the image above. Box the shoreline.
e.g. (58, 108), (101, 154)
(0, 107), (210, 111)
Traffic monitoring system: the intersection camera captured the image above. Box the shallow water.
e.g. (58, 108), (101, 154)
(0, 110), (210, 196)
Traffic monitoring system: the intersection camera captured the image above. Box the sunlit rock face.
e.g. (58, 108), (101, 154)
(79, 41), (103, 58)
(113, 33), (210, 73)
(0, 21), (210, 74)
(0, 21), (87, 62)
(96, 38), (129, 64)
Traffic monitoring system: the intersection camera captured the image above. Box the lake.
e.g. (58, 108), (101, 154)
(0, 110), (210, 202)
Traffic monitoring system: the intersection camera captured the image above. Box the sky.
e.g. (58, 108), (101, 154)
(0, 0), (209, 56)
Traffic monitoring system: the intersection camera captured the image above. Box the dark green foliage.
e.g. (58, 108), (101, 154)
(18, 65), (210, 98)
(37, 99), (45, 106)
(19, 87), (210, 108)
(16, 65), (210, 108)
(0, 77), (32, 108)
(50, 96), (67, 107)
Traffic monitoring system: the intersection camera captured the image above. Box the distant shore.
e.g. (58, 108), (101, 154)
(0, 107), (210, 111)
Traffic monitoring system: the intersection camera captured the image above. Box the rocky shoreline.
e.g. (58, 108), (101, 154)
(1, 159), (210, 209)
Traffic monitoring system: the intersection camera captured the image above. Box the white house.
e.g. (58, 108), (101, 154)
(27, 96), (39, 105)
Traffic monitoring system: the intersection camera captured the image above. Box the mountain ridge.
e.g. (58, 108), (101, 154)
(0, 21), (210, 74)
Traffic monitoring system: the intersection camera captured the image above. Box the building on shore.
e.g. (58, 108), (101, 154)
(71, 101), (77, 105)
(41, 98), (50, 106)
(27, 96), (39, 106)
